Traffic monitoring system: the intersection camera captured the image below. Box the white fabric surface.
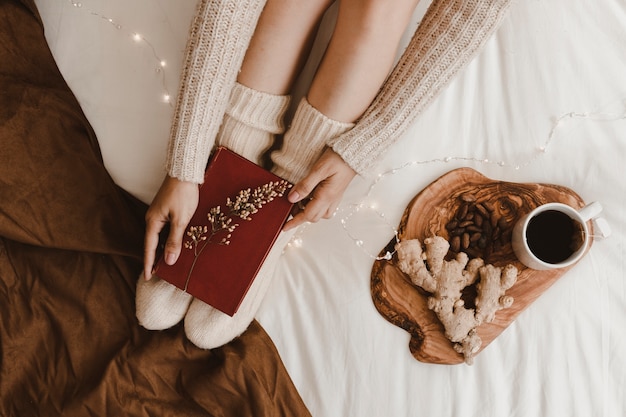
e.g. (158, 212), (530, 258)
(37, 1), (626, 416)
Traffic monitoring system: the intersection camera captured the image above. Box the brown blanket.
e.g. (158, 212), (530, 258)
(0, 1), (310, 416)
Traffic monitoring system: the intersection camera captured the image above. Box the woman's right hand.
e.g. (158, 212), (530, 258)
(283, 148), (356, 231)
(143, 175), (199, 281)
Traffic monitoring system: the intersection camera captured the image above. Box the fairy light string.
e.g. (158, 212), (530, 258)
(287, 108), (626, 260)
(65, 1), (624, 260)
(67, 0), (173, 105)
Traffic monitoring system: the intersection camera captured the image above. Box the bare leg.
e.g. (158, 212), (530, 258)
(237, 0), (335, 95)
(274, 0), (422, 230)
(308, 0), (421, 122)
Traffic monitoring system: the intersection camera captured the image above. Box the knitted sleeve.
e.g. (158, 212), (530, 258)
(328, 0), (512, 176)
(166, 0), (267, 184)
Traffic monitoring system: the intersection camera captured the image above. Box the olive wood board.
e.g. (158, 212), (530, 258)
(371, 168), (592, 365)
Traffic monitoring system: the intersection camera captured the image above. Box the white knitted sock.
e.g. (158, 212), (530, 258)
(217, 82), (290, 165)
(271, 98), (354, 184)
(183, 229), (294, 349)
(136, 275), (193, 330)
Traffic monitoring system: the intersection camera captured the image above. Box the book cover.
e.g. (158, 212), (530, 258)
(154, 147), (293, 316)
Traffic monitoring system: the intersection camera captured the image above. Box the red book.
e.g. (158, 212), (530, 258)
(154, 147), (293, 316)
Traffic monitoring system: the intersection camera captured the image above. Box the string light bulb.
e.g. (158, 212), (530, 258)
(288, 107), (626, 260)
(67, 0), (173, 107)
(64, 0), (625, 261)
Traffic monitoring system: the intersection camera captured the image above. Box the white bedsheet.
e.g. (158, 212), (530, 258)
(37, 1), (626, 416)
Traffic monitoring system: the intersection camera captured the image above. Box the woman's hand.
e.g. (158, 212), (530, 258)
(283, 148), (356, 231)
(143, 176), (199, 280)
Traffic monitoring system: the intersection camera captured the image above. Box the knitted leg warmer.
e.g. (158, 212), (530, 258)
(182, 99), (354, 350)
(271, 97), (354, 184)
(217, 82), (290, 165)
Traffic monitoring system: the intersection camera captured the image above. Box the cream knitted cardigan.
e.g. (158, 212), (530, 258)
(166, 0), (267, 183)
(166, 0), (512, 183)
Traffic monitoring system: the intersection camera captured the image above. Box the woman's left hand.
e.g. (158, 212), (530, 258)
(283, 147), (356, 231)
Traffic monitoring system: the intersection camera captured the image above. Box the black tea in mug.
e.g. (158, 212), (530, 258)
(525, 210), (585, 264)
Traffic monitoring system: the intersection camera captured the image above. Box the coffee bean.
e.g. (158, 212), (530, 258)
(451, 235), (461, 252)
(445, 220), (458, 230)
(457, 203), (469, 220)
(445, 194), (515, 260)
(451, 227), (465, 237)
(462, 233), (470, 249)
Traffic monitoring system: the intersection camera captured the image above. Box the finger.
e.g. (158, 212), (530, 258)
(283, 212), (308, 231)
(305, 198), (328, 222)
(143, 217), (165, 280)
(283, 197), (327, 231)
(163, 216), (189, 266)
(323, 203), (339, 219)
(294, 198), (329, 228)
(288, 169), (326, 203)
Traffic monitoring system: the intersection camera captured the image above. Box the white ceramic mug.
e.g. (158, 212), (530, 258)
(512, 201), (603, 270)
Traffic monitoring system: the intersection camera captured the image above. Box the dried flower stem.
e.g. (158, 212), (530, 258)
(181, 180), (291, 290)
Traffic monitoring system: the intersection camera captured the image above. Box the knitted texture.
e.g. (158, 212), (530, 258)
(183, 229), (295, 349)
(136, 276), (193, 330)
(272, 98), (354, 184)
(217, 82), (291, 165)
(166, 0), (267, 184)
(329, 0), (512, 175)
(165, 0), (512, 180)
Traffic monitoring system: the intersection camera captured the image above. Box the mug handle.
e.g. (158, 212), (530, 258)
(593, 217), (612, 239)
(578, 201), (611, 239)
(577, 201), (603, 222)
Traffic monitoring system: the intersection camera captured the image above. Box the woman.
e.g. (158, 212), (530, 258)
(137, 0), (512, 349)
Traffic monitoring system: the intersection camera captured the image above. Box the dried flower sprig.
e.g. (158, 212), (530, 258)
(184, 180), (291, 256)
(181, 180), (291, 291)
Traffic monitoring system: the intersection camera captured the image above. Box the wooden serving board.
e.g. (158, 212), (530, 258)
(371, 168), (592, 364)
